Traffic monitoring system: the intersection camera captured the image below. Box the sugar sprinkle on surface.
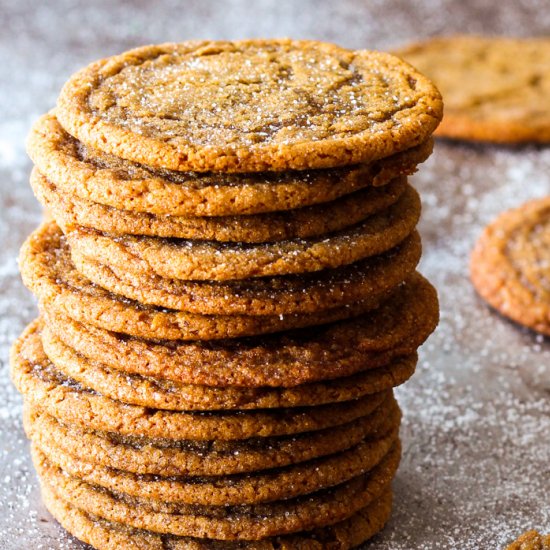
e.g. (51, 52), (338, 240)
(2, 0), (550, 548)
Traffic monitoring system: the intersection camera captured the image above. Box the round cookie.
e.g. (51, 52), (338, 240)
(394, 35), (550, 143)
(56, 40), (442, 172)
(69, 231), (421, 315)
(42, 272), (438, 387)
(506, 530), (550, 550)
(31, 166), (409, 242)
(28, 112), (432, 217)
(11, 323), (389, 440)
(41, 323), (417, 410)
(470, 196), (550, 336)
(20, 223), (404, 340)
(34, 425), (398, 505)
(34, 442), (400, 539)
(24, 397), (401, 476)
(41, 483), (393, 549)
(64, 184), (421, 281)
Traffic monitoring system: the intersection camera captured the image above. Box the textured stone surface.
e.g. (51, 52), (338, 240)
(1, 1), (550, 549)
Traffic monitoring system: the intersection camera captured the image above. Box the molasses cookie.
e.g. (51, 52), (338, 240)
(31, 167), (409, 242)
(69, 231), (421, 315)
(34, 442), (400, 539)
(395, 35), (550, 143)
(34, 425), (398, 505)
(470, 196), (550, 335)
(11, 323), (389, 440)
(21, 223), (405, 340)
(506, 530), (550, 550)
(41, 482), (393, 549)
(28, 113), (432, 216)
(64, 184), (421, 281)
(41, 323), (417, 410)
(24, 397), (401, 477)
(56, 40), (442, 172)
(41, 272), (438, 387)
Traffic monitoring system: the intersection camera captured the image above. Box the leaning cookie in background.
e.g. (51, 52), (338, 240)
(470, 196), (550, 336)
(506, 530), (550, 550)
(394, 35), (550, 143)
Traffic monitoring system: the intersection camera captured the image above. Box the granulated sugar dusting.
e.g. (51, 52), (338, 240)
(2, 1), (550, 548)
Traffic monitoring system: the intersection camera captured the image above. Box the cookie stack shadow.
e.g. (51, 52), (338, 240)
(12, 43), (441, 549)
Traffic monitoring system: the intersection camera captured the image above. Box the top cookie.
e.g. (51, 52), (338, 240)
(395, 35), (550, 143)
(56, 39), (442, 172)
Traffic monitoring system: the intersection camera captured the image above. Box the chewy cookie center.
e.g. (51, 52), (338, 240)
(89, 43), (410, 147)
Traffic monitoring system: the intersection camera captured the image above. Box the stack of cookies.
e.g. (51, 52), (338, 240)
(11, 40), (442, 549)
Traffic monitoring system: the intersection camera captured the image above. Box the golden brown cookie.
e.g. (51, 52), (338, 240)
(34, 424), (398, 505)
(11, 323), (389, 440)
(21, 223), (406, 340)
(470, 196), (550, 336)
(506, 531), (550, 550)
(15, 36), (441, 550)
(64, 183), (421, 282)
(56, 40), (442, 172)
(32, 166), (410, 242)
(34, 441), (400, 539)
(395, 35), (550, 143)
(41, 322), (417, 410)
(41, 272), (438, 387)
(69, 232), (421, 315)
(24, 397), (400, 477)
(41, 482), (393, 549)
(28, 113), (432, 216)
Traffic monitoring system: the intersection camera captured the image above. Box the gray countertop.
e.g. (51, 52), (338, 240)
(1, 1), (549, 548)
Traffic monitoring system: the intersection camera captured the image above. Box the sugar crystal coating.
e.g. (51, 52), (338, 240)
(57, 40), (442, 172)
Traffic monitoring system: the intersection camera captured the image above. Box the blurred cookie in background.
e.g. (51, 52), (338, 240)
(394, 35), (550, 143)
(471, 195), (550, 336)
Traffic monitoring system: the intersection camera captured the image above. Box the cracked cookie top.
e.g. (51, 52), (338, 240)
(56, 39), (442, 172)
